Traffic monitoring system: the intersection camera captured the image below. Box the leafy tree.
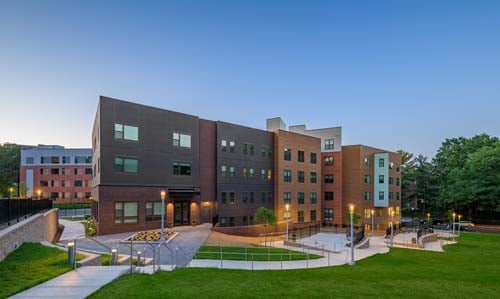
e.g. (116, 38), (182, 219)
(441, 144), (500, 218)
(0, 143), (21, 197)
(255, 207), (277, 228)
(397, 149), (414, 167)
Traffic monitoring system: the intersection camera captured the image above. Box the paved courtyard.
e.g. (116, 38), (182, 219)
(60, 222), (212, 267)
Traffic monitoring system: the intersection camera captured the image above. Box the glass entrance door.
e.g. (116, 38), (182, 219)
(174, 201), (190, 226)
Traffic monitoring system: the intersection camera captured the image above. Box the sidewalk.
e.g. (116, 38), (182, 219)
(9, 266), (130, 299)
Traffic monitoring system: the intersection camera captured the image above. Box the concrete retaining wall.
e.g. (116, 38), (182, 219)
(0, 209), (59, 261)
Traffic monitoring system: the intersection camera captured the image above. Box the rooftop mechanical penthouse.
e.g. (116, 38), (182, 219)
(91, 96), (401, 235)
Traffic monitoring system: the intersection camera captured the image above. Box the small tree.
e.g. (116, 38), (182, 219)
(255, 207), (277, 228)
(255, 207), (277, 245)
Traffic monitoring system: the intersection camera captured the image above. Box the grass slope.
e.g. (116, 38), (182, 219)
(89, 233), (500, 299)
(0, 243), (76, 298)
(194, 245), (322, 261)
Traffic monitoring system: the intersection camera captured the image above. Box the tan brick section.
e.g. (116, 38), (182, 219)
(273, 130), (322, 226)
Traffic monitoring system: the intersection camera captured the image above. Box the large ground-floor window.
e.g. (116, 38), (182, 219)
(114, 202), (138, 224)
(145, 201), (162, 221)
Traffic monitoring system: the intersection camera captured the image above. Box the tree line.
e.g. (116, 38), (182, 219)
(399, 133), (500, 221)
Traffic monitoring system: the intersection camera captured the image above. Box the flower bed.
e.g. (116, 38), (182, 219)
(125, 230), (176, 242)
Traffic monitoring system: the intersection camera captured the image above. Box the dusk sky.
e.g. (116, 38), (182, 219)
(1, 0), (499, 157)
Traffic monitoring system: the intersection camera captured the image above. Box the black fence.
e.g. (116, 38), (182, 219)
(0, 198), (53, 227)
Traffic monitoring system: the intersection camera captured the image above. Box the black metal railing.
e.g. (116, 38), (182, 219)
(0, 197), (53, 227)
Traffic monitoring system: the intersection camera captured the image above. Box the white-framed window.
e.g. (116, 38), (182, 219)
(173, 132), (191, 148)
(115, 123), (139, 141)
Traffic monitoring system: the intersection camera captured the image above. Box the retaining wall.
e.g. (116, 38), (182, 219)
(0, 208), (59, 261)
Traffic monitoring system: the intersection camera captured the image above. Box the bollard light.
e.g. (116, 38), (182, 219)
(67, 241), (76, 267)
(111, 248), (118, 266)
(137, 251), (142, 267)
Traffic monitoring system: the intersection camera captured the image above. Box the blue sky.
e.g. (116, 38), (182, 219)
(1, 0), (499, 157)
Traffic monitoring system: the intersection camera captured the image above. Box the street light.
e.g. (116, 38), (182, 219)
(285, 204), (290, 241)
(452, 212), (456, 242)
(458, 214), (462, 237)
(390, 210), (395, 248)
(371, 209), (375, 237)
(9, 187), (14, 198)
(160, 190), (166, 241)
(427, 213), (431, 230)
(348, 203), (355, 265)
(36, 189), (42, 199)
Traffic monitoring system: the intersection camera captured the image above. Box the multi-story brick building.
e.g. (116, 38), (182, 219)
(91, 96), (400, 235)
(342, 145), (402, 233)
(20, 145), (92, 203)
(268, 121), (322, 225)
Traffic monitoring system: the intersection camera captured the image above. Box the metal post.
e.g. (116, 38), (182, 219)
(350, 211), (355, 265)
(390, 213), (394, 248)
(458, 215), (461, 237)
(452, 213), (456, 242)
(161, 198), (165, 241)
(130, 239), (133, 273)
(371, 210), (374, 237)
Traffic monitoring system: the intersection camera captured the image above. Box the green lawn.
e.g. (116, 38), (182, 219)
(89, 233), (500, 299)
(0, 243), (81, 298)
(194, 245), (322, 261)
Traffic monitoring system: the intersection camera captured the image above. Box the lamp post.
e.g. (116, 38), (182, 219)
(36, 189), (42, 199)
(371, 209), (375, 237)
(390, 210), (395, 248)
(427, 213), (431, 232)
(458, 214), (462, 237)
(9, 187), (14, 198)
(452, 212), (456, 242)
(348, 203), (355, 265)
(160, 190), (166, 241)
(285, 204), (290, 241)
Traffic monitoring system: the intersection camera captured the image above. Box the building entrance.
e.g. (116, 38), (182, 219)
(174, 201), (190, 226)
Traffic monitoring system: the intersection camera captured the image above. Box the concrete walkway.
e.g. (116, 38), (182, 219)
(59, 219), (85, 241)
(9, 266), (130, 299)
(189, 236), (390, 270)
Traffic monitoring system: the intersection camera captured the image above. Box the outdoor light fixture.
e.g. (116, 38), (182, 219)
(9, 187), (14, 198)
(452, 213), (456, 241)
(67, 241), (76, 267)
(458, 214), (462, 237)
(390, 210), (395, 248)
(285, 204), (290, 241)
(371, 209), (375, 236)
(160, 190), (166, 241)
(348, 203), (355, 265)
(111, 248), (118, 266)
(36, 189), (42, 199)
(427, 213), (431, 228)
(137, 251), (142, 267)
